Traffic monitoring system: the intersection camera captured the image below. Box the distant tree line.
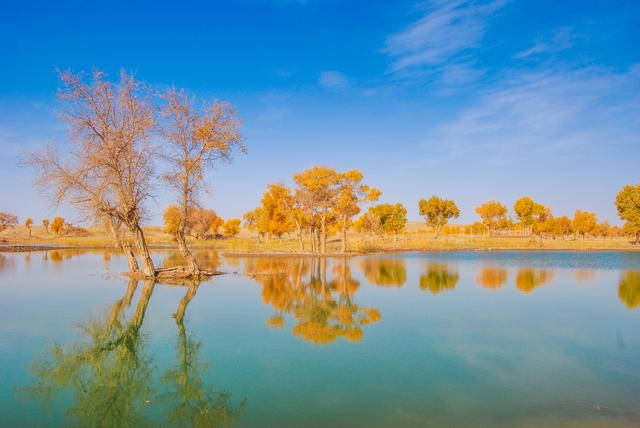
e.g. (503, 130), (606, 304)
(7, 68), (640, 269)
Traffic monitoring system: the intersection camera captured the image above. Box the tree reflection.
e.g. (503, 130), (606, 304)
(50, 250), (63, 265)
(575, 269), (596, 283)
(160, 280), (245, 427)
(419, 263), (459, 294)
(23, 279), (154, 426)
(515, 268), (554, 293)
(618, 270), (640, 309)
(23, 277), (243, 426)
(476, 266), (507, 290)
(247, 257), (381, 344)
(0, 254), (16, 272)
(358, 257), (407, 287)
(162, 250), (220, 272)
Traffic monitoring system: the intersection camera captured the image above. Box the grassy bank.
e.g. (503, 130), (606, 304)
(2, 224), (638, 254)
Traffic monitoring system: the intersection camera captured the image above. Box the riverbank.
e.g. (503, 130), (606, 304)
(1, 224), (638, 254)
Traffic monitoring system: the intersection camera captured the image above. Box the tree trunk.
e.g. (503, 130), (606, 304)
(105, 215), (139, 273)
(175, 282), (199, 325)
(132, 222), (155, 277)
(341, 220), (347, 253)
(176, 229), (200, 275)
(321, 256), (327, 290)
(295, 220), (304, 252)
(321, 212), (327, 254)
(132, 280), (155, 329)
(309, 226), (316, 253)
(435, 225), (442, 239)
(178, 181), (199, 275)
(122, 242), (139, 273)
(316, 228), (321, 254)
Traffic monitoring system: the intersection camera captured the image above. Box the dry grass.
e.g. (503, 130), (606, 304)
(2, 224), (638, 253)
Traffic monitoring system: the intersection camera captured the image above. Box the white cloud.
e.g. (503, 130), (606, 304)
(439, 61), (486, 86)
(319, 71), (348, 89)
(417, 64), (640, 163)
(385, 0), (507, 72)
(514, 26), (576, 59)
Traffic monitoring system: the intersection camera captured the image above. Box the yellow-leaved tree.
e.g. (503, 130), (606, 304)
(616, 184), (640, 244)
(332, 169), (380, 252)
(243, 208), (263, 242)
(418, 196), (459, 238)
(293, 166), (342, 253)
(475, 200), (508, 236)
(572, 210), (597, 239)
(24, 217), (33, 239)
(354, 208), (382, 244)
(256, 183), (294, 245)
(51, 217), (64, 235)
(163, 205), (182, 236)
(223, 218), (241, 238)
(371, 203), (407, 242)
(514, 196), (548, 236)
(160, 88), (244, 276)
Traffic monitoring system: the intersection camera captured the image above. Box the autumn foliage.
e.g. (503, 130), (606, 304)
(51, 217), (64, 235)
(418, 196), (459, 238)
(0, 212), (18, 231)
(223, 218), (241, 238)
(163, 205), (224, 239)
(616, 184), (640, 243)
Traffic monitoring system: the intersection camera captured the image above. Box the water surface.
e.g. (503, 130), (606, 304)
(1, 250), (639, 427)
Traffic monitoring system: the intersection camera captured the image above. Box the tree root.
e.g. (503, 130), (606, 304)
(123, 266), (224, 281)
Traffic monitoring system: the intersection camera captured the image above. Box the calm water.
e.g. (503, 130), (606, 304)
(1, 250), (639, 427)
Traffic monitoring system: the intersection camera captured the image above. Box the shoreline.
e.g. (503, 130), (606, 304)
(2, 242), (639, 255)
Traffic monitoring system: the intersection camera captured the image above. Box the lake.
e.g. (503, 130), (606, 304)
(0, 249), (639, 427)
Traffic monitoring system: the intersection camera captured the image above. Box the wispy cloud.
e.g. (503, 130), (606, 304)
(439, 61), (486, 86)
(514, 26), (576, 59)
(319, 71), (349, 90)
(412, 64), (640, 165)
(384, 0), (507, 72)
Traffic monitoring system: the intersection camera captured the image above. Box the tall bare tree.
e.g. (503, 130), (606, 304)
(160, 89), (244, 276)
(25, 70), (157, 276)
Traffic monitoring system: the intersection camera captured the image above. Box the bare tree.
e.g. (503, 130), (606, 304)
(160, 88), (244, 276)
(25, 70), (157, 277)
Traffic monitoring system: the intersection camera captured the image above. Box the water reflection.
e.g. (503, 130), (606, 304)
(618, 271), (640, 309)
(161, 280), (245, 426)
(50, 250), (63, 265)
(0, 254), (16, 272)
(575, 269), (597, 283)
(23, 278), (243, 427)
(162, 250), (220, 272)
(419, 263), (460, 294)
(358, 258), (407, 287)
(515, 268), (554, 293)
(23, 279), (154, 426)
(476, 266), (508, 290)
(246, 257), (381, 344)
(4, 250), (640, 426)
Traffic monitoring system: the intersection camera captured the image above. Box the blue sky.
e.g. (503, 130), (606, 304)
(1, 0), (639, 225)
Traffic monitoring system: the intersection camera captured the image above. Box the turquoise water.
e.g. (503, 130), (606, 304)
(1, 250), (639, 427)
